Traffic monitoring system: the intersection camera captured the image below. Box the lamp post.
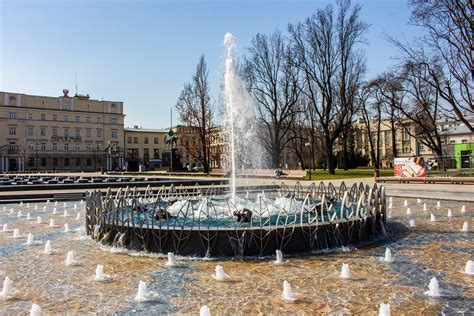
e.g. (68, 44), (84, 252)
(305, 142), (311, 180)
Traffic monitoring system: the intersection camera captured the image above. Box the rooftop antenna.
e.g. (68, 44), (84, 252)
(75, 72), (78, 96)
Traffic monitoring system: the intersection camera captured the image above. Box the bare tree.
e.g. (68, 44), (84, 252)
(176, 55), (214, 173)
(289, 0), (368, 174)
(391, 0), (472, 131)
(244, 31), (300, 168)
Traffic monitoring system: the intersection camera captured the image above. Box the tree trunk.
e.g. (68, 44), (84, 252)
(326, 142), (336, 175)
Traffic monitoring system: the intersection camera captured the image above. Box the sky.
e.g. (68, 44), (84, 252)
(0, 0), (419, 129)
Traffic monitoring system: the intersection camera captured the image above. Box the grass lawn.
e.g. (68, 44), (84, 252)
(304, 169), (394, 180)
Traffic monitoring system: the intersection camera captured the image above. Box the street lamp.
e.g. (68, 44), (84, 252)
(305, 142), (311, 180)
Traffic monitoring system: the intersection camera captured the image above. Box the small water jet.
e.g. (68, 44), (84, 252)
(416, 198), (422, 204)
(274, 249), (284, 265)
(44, 240), (53, 255)
(464, 260), (474, 275)
(2, 223), (8, 232)
(426, 277), (441, 297)
(387, 211), (393, 219)
(379, 303), (391, 316)
(49, 219), (57, 228)
(30, 303), (42, 316)
(26, 203), (30, 208)
(76, 213), (81, 220)
(461, 205), (466, 213)
(403, 200), (408, 207)
(423, 203), (427, 211)
(135, 280), (149, 302)
(54, 201), (58, 206)
(212, 265), (228, 281)
(436, 201), (441, 208)
(63, 202), (67, 208)
(447, 209), (452, 218)
(13, 228), (20, 238)
(461, 222), (469, 232)
(43, 206), (47, 211)
(63, 209), (69, 217)
(165, 252), (177, 267)
(65, 251), (77, 266)
(74, 204), (78, 210)
(383, 248), (393, 263)
(200, 305), (211, 316)
(17, 210), (23, 217)
(1, 276), (12, 299)
(430, 213), (436, 222)
(340, 263), (351, 279)
(37, 216), (42, 224)
(282, 280), (297, 302)
(26, 233), (34, 245)
(52, 208), (57, 215)
(409, 219), (416, 227)
(94, 264), (109, 281)
(64, 223), (70, 233)
(406, 208), (411, 215)
(388, 202), (393, 209)
(26, 212), (32, 220)
(34, 204), (38, 210)
(389, 197), (393, 203)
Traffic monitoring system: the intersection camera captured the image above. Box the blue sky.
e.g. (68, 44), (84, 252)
(0, 0), (418, 128)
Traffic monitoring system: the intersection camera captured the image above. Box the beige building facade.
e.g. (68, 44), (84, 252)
(0, 90), (125, 172)
(124, 127), (169, 171)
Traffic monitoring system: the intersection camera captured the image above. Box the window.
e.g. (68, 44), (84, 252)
(9, 142), (16, 150)
(53, 114), (57, 121)
(64, 157), (70, 167)
(75, 128), (80, 138)
(86, 158), (92, 166)
(41, 142), (46, 151)
(144, 137), (149, 144)
(86, 117), (91, 123)
(64, 143), (69, 151)
(86, 129), (91, 138)
(75, 116), (80, 123)
(28, 158), (34, 167)
(64, 115), (69, 122)
(9, 112), (16, 119)
(76, 144), (80, 151)
(41, 158), (46, 167)
(143, 148), (150, 160)
(111, 130), (117, 139)
(27, 127), (34, 136)
(53, 128), (58, 137)
(53, 143), (58, 151)
(97, 143), (102, 149)
(154, 137), (159, 144)
(97, 129), (102, 138)
(28, 143), (34, 150)
(153, 148), (160, 158)
(28, 113), (33, 120)
(403, 128), (410, 141)
(9, 127), (16, 135)
(75, 157), (81, 167)
(40, 127), (46, 136)
(127, 137), (132, 144)
(53, 157), (58, 167)
(134, 137), (138, 144)
(462, 139), (468, 144)
(64, 129), (69, 137)
(111, 118), (117, 124)
(449, 140), (456, 144)
(97, 117), (102, 123)
(41, 114), (46, 121)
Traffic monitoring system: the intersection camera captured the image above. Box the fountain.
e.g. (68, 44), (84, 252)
(416, 198), (422, 204)
(94, 265), (109, 281)
(13, 228), (20, 238)
(426, 277), (441, 297)
(430, 213), (436, 222)
(26, 212), (32, 220)
(436, 201), (441, 208)
(379, 303), (391, 316)
(26, 233), (34, 245)
(340, 263), (351, 279)
(403, 200), (408, 207)
(2, 223), (8, 232)
(1, 276), (12, 299)
(461, 222), (469, 232)
(135, 280), (149, 302)
(409, 219), (416, 227)
(49, 219), (56, 227)
(274, 249), (284, 265)
(282, 280), (296, 302)
(44, 240), (52, 255)
(423, 203), (427, 211)
(212, 265), (228, 281)
(165, 252), (177, 267)
(17, 210), (22, 217)
(406, 208), (411, 215)
(464, 260), (474, 275)
(64, 223), (70, 233)
(30, 303), (42, 316)
(447, 209), (452, 218)
(383, 248), (393, 263)
(461, 205), (466, 213)
(200, 305), (211, 316)
(65, 251), (77, 266)
(37, 216), (42, 224)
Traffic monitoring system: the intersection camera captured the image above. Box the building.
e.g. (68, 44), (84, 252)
(124, 126), (169, 171)
(0, 90), (125, 172)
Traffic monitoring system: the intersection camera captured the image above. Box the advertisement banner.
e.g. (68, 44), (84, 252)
(394, 157), (426, 177)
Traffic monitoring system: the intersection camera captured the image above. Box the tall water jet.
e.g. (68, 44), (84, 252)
(409, 218), (416, 227)
(447, 209), (453, 218)
(135, 280), (149, 301)
(44, 240), (52, 254)
(200, 305), (211, 316)
(274, 249), (284, 265)
(383, 248), (393, 263)
(403, 200), (408, 207)
(1, 276), (12, 298)
(94, 265), (109, 281)
(64, 223), (70, 233)
(461, 205), (466, 213)
(165, 252), (177, 267)
(49, 219), (56, 227)
(282, 280), (296, 302)
(426, 277), (441, 297)
(423, 203), (427, 211)
(379, 303), (391, 316)
(388, 202), (393, 209)
(340, 263), (351, 279)
(212, 265), (228, 281)
(65, 251), (77, 266)
(461, 222), (469, 232)
(13, 228), (20, 238)
(465, 260), (474, 275)
(436, 201), (441, 208)
(76, 213), (81, 220)
(223, 32), (262, 202)
(30, 303), (42, 316)
(2, 223), (8, 232)
(26, 233), (34, 245)
(430, 213), (436, 222)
